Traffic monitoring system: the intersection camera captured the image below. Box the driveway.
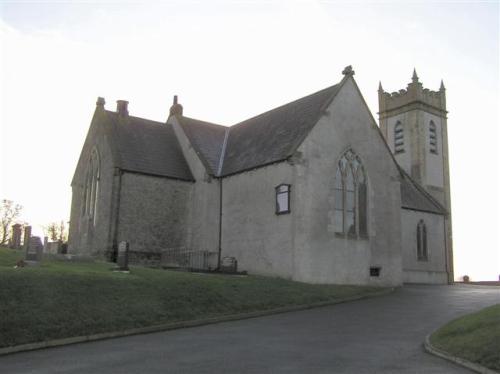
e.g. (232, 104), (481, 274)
(1, 284), (498, 373)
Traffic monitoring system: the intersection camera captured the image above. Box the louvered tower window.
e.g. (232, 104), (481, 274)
(429, 121), (438, 154)
(394, 121), (404, 154)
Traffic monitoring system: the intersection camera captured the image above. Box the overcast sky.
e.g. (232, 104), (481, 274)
(0, 1), (498, 281)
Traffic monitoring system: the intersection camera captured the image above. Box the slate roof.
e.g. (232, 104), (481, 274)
(399, 168), (446, 214)
(92, 78), (445, 215)
(177, 116), (228, 175)
(104, 111), (194, 181)
(220, 84), (341, 176)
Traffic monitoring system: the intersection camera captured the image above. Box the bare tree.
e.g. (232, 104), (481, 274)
(44, 220), (68, 242)
(46, 222), (59, 241)
(58, 220), (67, 242)
(0, 199), (23, 246)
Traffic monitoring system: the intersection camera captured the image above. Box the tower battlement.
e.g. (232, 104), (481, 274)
(378, 70), (446, 118)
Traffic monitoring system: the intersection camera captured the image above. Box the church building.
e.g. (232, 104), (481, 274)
(68, 67), (453, 286)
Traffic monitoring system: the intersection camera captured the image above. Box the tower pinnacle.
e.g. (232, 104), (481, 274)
(440, 79), (446, 91)
(412, 68), (419, 83)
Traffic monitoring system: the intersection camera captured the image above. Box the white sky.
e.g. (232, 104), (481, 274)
(0, 1), (498, 281)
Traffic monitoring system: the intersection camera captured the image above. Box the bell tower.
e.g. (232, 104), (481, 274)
(378, 69), (453, 282)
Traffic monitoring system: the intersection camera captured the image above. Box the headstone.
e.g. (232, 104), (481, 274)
(10, 224), (22, 249)
(26, 236), (43, 262)
(117, 241), (129, 271)
(220, 256), (237, 273)
(23, 226), (32, 251)
(43, 236), (49, 253)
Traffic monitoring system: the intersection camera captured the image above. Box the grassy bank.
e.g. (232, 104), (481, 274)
(0, 247), (382, 348)
(430, 304), (500, 371)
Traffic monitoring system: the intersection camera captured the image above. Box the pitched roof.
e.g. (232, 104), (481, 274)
(399, 168), (446, 214)
(220, 84), (342, 176)
(104, 111), (194, 181)
(177, 116), (228, 175)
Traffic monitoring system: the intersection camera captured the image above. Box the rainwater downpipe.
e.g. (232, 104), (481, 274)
(112, 168), (123, 263)
(217, 177), (223, 270)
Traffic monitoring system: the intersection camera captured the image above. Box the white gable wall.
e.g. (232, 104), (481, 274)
(221, 162), (294, 279)
(293, 78), (403, 286)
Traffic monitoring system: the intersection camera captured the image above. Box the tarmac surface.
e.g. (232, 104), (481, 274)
(1, 284), (499, 373)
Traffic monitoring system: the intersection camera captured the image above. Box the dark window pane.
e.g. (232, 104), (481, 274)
(346, 168), (354, 190)
(358, 182), (367, 236)
(346, 211), (355, 236)
(423, 224), (427, 260)
(346, 190), (355, 211)
(334, 188), (343, 209)
(417, 224), (422, 258)
(334, 209), (343, 233)
(335, 167), (343, 188)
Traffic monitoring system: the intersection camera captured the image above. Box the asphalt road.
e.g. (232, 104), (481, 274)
(1, 284), (499, 374)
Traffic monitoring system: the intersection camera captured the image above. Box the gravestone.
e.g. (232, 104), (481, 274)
(23, 226), (32, 251)
(26, 236), (43, 262)
(43, 236), (49, 253)
(220, 256), (237, 273)
(117, 241), (129, 271)
(10, 224), (22, 249)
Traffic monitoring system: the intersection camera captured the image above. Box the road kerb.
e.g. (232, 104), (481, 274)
(424, 334), (498, 374)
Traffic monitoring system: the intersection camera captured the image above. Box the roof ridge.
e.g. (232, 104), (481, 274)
(105, 110), (166, 126)
(181, 115), (226, 128)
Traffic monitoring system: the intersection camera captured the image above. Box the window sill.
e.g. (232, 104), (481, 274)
(275, 210), (291, 216)
(335, 233), (369, 240)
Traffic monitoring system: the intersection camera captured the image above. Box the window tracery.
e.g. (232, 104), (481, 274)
(334, 149), (367, 238)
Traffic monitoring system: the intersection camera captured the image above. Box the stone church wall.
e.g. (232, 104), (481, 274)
(116, 172), (191, 257)
(69, 118), (116, 257)
(401, 209), (447, 284)
(169, 118), (221, 254)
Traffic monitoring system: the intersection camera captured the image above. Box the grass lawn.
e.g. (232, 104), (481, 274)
(0, 247), (383, 348)
(430, 304), (500, 371)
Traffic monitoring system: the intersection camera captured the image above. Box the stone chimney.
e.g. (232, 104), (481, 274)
(169, 95), (183, 116)
(96, 97), (105, 108)
(116, 100), (129, 116)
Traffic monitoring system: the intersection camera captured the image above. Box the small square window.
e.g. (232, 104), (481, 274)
(370, 267), (381, 277)
(275, 184), (291, 215)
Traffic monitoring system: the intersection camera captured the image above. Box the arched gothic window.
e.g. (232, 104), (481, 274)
(417, 219), (428, 261)
(334, 149), (367, 238)
(82, 148), (100, 225)
(394, 121), (404, 154)
(429, 121), (438, 154)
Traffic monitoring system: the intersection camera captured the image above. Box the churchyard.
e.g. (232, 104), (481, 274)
(0, 246), (381, 349)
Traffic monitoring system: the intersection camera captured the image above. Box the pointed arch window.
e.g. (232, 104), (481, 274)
(394, 121), (404, 154)
(417, 219), (428, 261)
(334, 149), (367, 238)
(82, 148), (100, 225)
(429, 121), (438, 154)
